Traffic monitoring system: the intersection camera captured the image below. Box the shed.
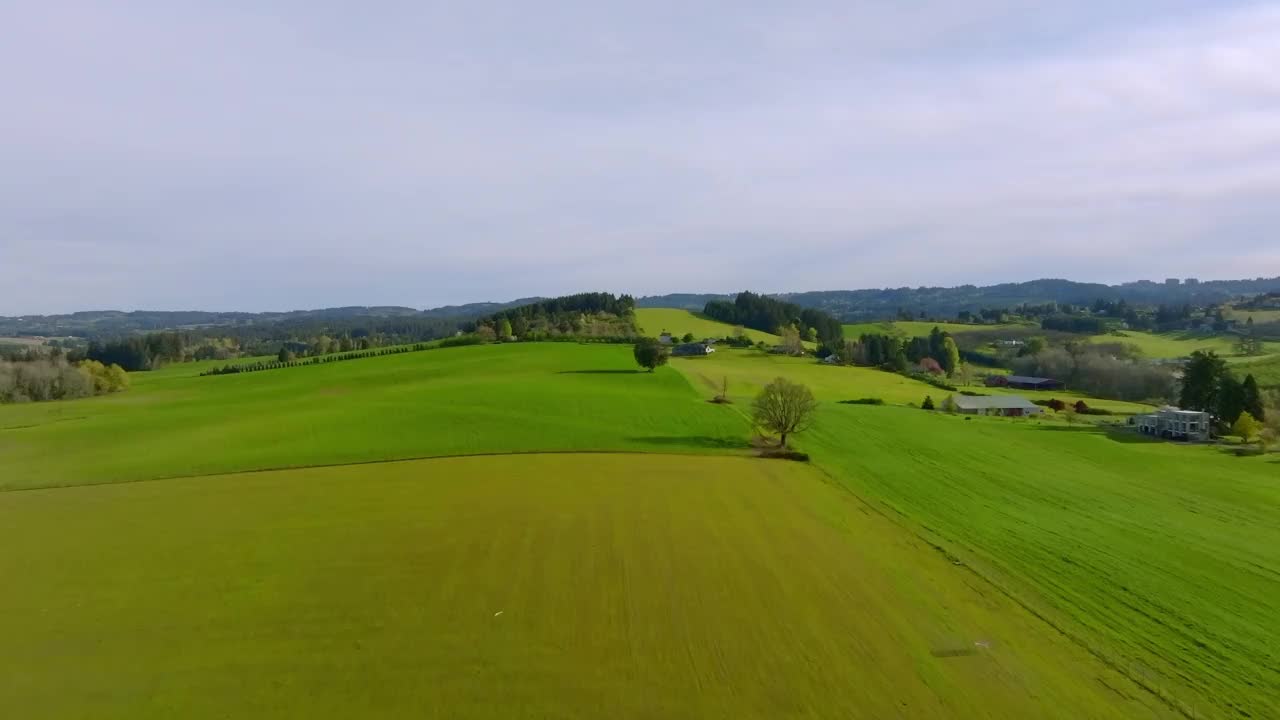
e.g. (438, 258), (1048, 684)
(985, 375), (1064, 391)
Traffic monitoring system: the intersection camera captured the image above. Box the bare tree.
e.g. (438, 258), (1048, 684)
(751, 377), (818, 448)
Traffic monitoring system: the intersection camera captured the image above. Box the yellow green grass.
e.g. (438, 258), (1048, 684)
(0, 453), (1173, 720)
(635, 307), (783, 344)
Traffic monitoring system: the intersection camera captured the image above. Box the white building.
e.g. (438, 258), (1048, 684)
(1135, 406), (1211, 441)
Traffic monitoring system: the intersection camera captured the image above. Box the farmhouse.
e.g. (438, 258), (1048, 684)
(985, 375), (1065, 391)
(1135, 406), (1212, 441)
(672, 342), (715, 357)
(951, 395), (1045, 417)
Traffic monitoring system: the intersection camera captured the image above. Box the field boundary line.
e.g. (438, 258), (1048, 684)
(0, 448), (757, 495)
(806, 461), (1202, 720)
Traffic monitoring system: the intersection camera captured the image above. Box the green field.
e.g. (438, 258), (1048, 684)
(635, 307), (785, 344)
(0, 453), (1175, 719)
(0, 343), (743, 490)
(1095, 330), (1270, 360)
(3, 340), (1277, 718)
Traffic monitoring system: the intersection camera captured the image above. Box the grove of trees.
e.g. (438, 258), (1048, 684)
(703, 292), (842, 347)
(0, 357), (129, 404)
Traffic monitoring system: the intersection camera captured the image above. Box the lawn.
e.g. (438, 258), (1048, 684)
(0, 453), (1171, 720)
(0, 343), (745, 490)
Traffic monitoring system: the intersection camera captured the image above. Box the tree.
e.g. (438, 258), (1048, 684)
(633, 340), (669, 373)
(918, 357), (944, 375)
(1179, 351), (1228, 412)
(942, 337), (961, 376)
(777, 325), (804, 355)
(1242, 374), (1265, 421)
(1062, 406), (1078, 425)
(940, 395), (958, 413)
(277, 347), (295, 363)
(499, 318), (514, 339)
(1218, 374), (1245, 426)
(1232, 412), (1261, 443)
(475, 325), (498, 342)
(1074, 400), (1089, 413)
(1047, 398), (1066, 412)
(681, 332), (695, 343)
(751, 377), (818, 448)
(1022, 336), (1047, 357)
(805, 327), (818, 342)
(922, 395), (935, 410)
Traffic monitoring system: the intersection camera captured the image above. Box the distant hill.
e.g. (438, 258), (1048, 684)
(642, 277), (1280, 321)
(8, 277), (1280, 337)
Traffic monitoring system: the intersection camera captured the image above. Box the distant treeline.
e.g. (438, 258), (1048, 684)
(703, 292), (842, 345)
(639, 277), (1280, 321)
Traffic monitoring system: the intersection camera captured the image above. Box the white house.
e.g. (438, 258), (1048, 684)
(1135, 406), (1211, 441)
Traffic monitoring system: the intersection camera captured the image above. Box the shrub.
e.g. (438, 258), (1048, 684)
(922, 395), (936, 410)
(959, 390), (987, 396)
(838, 398), (885, 405)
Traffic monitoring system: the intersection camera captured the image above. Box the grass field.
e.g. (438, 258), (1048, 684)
(0, 343), (743, 490)
(4, 339), (1277, 718)
(1094, 330), (1270, 360)
(635, 307), (787, 344)
(0, 453), (1173, 719)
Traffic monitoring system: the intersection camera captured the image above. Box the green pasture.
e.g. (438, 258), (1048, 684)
(0, 343), (743, 490)
(1093, 330), (1269, 359)
(0, 453), (1172, 720)
(634, 307), (786, 344)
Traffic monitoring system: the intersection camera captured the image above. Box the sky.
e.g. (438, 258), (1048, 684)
(2, 1), (1279, 314)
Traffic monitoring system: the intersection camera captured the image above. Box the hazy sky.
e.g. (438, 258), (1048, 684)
(3, 1), (1279, 314)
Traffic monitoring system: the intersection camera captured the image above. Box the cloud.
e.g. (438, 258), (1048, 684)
(1, 1), (1277, 313)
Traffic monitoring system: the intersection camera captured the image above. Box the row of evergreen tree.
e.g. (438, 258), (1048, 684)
(201, 343), (437, 376)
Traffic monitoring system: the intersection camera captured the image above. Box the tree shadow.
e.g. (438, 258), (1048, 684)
(555, 369), (644, 375)
(626, 435), (750, 450)
(1031, 424), (1161, 444)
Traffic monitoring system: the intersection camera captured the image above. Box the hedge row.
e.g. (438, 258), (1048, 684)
(201, 343), (435, 376)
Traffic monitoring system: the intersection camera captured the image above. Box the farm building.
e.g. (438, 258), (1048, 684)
(985, 375), (1065, 391)
(658, 332), (673, 345)
(672, 342), (715, 357)
(1135, 406), (1212, 441)
(951, 395), (1045, 417)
